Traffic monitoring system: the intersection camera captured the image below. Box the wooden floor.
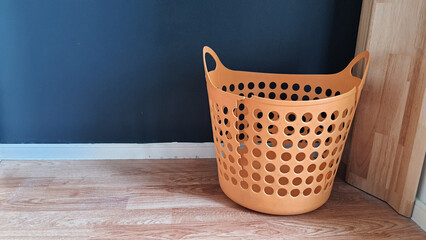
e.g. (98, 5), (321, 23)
(0, 159), (424, 240)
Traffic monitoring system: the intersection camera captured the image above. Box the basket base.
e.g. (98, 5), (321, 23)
(219, 177), (332, 215)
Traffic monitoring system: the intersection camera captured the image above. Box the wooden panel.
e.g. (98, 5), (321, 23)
(0, 159), (425, 239)
(346, 0), (426, 217)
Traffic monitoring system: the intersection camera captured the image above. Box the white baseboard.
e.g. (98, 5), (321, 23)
(412, 198), (426, 231)
(0, 143), (216, 160)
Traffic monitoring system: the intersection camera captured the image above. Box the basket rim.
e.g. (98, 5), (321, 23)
(203, 46), (370, 107)
(206, 69), (358, 107)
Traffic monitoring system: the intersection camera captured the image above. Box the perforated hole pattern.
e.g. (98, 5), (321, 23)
(210, 92), (355, 200)
(222, 81), (342, 101)
(210, 76), (355, 201)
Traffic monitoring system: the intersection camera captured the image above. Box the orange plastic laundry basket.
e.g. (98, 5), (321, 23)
(203, 46), (370, 215)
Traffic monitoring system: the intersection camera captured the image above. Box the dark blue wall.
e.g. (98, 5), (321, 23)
(0, 0), (362, 143)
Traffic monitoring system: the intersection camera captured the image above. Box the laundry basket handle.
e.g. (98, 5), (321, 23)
(203, 46), (224, 83)
(344, 51), (370, 103)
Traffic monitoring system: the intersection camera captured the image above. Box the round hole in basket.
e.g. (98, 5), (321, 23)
(253, 135), (262, 145)
(291, 189), (300, 197)
(294, 165), (304, 174)
(252, 161), (261, 170)
(252, 173), (261, 181)
(312, 139), (321, 148)
(304, 85), (312, 92)
(315, 125), (324, 135)
(292, 177), (302, 186)
(296, 153), (306, 161)
(307, 164), (316, 173)
(342, 109), (348, 118)
(248, 82), (255, 89)
(335, 135), (341, 144)
(306, 176), (314, 184)
(285, 112), (296, 122)
(281, 152), (291, 161)
(252, 184), (261, 193)
(278, 189), (287, 197)
(331, 110), (339, 120)
(264, 187), (274, 195)
(325, 137), (332, 146)
(283, 139), (293, 149)
(238, 155), (248, 167)
(265, 175), (275, 183)
(266, 151), (276, 160)
(339, 122), (345, 131)
(302, 112), (313, 122)
(284, 126), (295, 136)
(316, 174), (324, 182)
(267, 138), (277, 147)
(267, 125), (278, 134)
(239, 169), (248, 178)
(314, 186), (322, 194)
(268, 111), (279, 121)
(297, 139), (308, 149)
(279, 177), (289, 185)
(254, 109), (263, 119)
(238, 157), (248, 166)
(292, 83), (300, 91)
(315, 86), (322, 94)
(228, 155), (235, 163)
(240, 181), (249, 189)
(280, 165), (290, 173)
(299, 126), (310, 136)
(265, 163), (276, 172)
(303, 188), (312, 196)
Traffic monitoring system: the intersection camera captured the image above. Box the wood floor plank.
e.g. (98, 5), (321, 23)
(0, 159), (424, 239)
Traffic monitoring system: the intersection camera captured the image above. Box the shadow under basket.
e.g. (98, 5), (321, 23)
(203, 46), (370, 215)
